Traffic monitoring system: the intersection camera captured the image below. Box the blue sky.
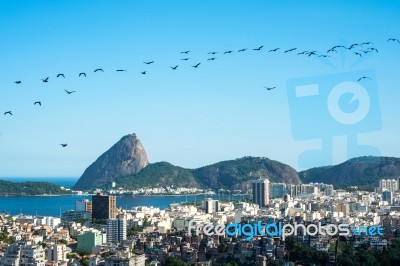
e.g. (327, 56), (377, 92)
(0, 0), (399, 178)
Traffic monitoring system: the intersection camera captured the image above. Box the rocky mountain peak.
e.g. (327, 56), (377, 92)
(73, 133), (149, 190)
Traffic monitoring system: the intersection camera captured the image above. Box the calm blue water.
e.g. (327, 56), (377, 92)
(0, 177), (78, 188)
(0, 194), (249, 217)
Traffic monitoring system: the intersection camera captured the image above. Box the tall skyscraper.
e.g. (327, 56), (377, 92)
(252, 179), (270, 207)
(204, 198), (219, 214)
(107, 218), (127, 243)
(92, 193), (117, 222)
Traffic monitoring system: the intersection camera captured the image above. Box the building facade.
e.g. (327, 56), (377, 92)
(92, 193), (117, 221)
(107, 218), (127, 243)
(252, 179), (270, 207)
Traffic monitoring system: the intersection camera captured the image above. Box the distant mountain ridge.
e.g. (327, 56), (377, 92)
(299, 156), (400, 187)
(72, 133), (400, 190)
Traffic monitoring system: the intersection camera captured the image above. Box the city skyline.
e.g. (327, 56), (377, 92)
(1, 1), (400, 178)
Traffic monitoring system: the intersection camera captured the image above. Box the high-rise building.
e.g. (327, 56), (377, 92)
(76, 199), (93, 213)
(92, 193), (117, 222)
(204, 198), (219, 214)
(379, 179), (398, 192)
(252, 179), (270, 207)
(47, 244), (67, 263)
(382, 191), (393, 205)
(107, 218), (127, 243)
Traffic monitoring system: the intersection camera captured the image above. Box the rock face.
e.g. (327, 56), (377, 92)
(73, 133), (149, 190)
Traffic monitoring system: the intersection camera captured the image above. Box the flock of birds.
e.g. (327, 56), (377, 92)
(2, 38), (400, 147)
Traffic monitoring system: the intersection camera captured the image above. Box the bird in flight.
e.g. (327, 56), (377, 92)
(264, 86), (276, 91)
(170, 65), (179, 70)
(4, 111), (12, 115)
(143, 61), (154, 65)
(387, 38), (400, 43)
(360, 42), (373, 46)
(181, 58), (190, 61)
(268, 48), (280, 52)
(94, 68), (104, 72)
(192, 63), (201, 68)
(180, 51), (190, 54)
(224, 50), (233, 54)
(141, 71), (147, 75)
(41, 77), (49, 83)
(208, 51), (218, 55)
(57, 74), (65, 78)
(237, 48), (247, 52)
(318, 54), (329, 58)
(307, 51), (317, 57)
(358, 76), (372, 82)
(207, 57), (217, 61)
(354, 52), (362, 57)
(347, 44), (359, 50)
(253, 45), (264, 51)
(368, 47), (378, 53)
(284, 48), (297, 53)
(79, 72), (86, 77)
(14, 81), (21, 84)
(64, 90), (76, 94)
(60, 144), (68, 147)
(34, 101), (41, 106)
(116, 69), (127, 72)
(297, 51), (308, 55)
(327, 48), (337, 53)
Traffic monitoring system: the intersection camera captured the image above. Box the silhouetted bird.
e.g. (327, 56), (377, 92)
(358, 76), (372, 82)
(327, 48), (337, 53)
(360, 42), (373, 46)
(171, 65), (179, 70)
(116, 69), (127, 72)
(94, 68), (104, 72)
(284, 48), (297, 53)
(207, 57), (217, 61)
(347, 44), (359, 50)
(368, 48), (378, 53)
(224, 51), (233, 54)
(237, 48), (247, 52)
(14, 81), (21, 84)
(268, 48), (280, 52)
(181, 58), (190, 61)
(354, 52), (362, 57)
(4, 111), (12, 115)
(307, 51), (317, 57)
(60, 144), (68, 147)
(253, 45), (264, 51)
(79, 73), (86, 77)
(34, 101), (41, 106)
(387, 38), (400, 43)
(57, 74), (65, 78)
(208, 51), (218, 54)
(297, 51), (308, 55)
(181, 51), (190, 54)
(143, 61), (154, 64)
(64, 90), (76, 94)
(264, 86), (276, 91)
(141, 71), (147, 75)
(192, 63), (201, 68)
(41, 77), (49, 83)
(318, 55), (329, 58)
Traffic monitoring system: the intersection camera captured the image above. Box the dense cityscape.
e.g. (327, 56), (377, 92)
(1, 177), (399, 266)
